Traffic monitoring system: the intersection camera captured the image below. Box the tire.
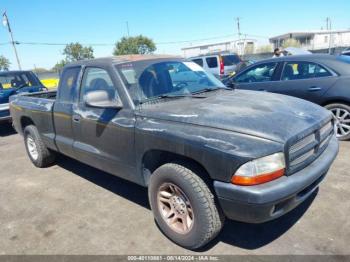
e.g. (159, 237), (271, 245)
(23, 125), (56, 167)
(148, 163), (224, 250)
(325, 103), (350, 141)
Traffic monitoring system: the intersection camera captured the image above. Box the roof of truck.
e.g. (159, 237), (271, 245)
(66, 54), (181, 67)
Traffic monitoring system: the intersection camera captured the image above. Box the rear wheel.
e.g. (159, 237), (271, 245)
(148, 163), (224, 250)
(325, 103), (350, 141)
(24, 125), (56, 167)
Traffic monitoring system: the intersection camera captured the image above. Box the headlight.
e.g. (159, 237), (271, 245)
(231, 152), (285, 186)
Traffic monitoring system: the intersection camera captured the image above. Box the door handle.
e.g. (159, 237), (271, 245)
(72, 114), (81, 122)
(308, 86), (322, 92)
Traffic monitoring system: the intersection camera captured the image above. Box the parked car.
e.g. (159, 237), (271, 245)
(0, 70), (47, 122)
(10, 55), (338, 249)
(190, 53), (241, 78)
(224, 54), (350, 140)
(341, 48), (350, 56)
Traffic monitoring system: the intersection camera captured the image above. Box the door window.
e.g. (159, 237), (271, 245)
(58, 67), (81, 102)
(206, 57), (218, 68)
(281, 62), (332, 80)
(80, 67), (118, 101)
(222, 54), (240, 66)
(235, 62), (278, 83)
(192, 59), (203, 67)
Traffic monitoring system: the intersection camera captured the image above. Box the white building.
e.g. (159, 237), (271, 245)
(181, 39), (256, 58)
(269, 29), (350, 50)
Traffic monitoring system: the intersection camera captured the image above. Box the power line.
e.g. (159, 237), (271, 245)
(0, 33), (270, 48)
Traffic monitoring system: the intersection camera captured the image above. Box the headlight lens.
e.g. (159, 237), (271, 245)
(231, 152), (285, 186)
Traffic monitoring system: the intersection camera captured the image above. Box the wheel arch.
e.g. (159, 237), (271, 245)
(20, 116), (35, 133)
(141, 149), (213, 188)
(321, 99), (350, 107)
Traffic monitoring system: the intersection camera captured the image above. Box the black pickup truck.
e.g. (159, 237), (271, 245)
(10, 55), (338, 249)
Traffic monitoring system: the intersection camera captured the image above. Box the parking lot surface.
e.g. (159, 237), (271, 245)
(0, 123), (349, 255)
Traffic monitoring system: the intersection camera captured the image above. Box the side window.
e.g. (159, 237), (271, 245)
(58, 67), (81, 102)
(282, 62), (332, 80)
(206, 57), (218, 68)
(236, 63), (278, 83)
(80, 67), (118, 102)
(192, 59), (203, 67)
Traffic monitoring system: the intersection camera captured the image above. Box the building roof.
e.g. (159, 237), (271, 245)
(181, 39), (256, 50)
(269, 29), (350, 41)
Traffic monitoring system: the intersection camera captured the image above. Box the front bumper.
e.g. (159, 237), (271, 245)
(0, 103), (11, 122)
(214, 135), (339, 223)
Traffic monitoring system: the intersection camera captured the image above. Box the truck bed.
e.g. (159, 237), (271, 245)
(10, 90), (58, 150)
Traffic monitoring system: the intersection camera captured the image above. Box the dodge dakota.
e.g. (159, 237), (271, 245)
(10, 55), (339, 249)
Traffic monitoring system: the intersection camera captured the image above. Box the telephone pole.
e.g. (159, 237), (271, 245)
(2, 11), (22, 70)
(327, 17), (332, 54)
(235, 17), (242, 55)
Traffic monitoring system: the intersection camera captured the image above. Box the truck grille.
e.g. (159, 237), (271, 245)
(288, 120), (334, 174)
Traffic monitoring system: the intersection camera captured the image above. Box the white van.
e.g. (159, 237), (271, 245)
(190, 53), (241, 78)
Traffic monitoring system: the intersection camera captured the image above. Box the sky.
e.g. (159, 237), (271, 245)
(0, 0), (349, 70)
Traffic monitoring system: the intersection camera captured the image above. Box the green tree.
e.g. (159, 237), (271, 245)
(0, 55), (10, 71)
(63, 42), (94, 62)
(52, 42), (94, 72)
(113, 35), (156, 55)
(282, 38), (301, 48)
(52, 59), (68, 72)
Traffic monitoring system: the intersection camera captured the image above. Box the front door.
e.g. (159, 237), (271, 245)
(72, 66), (137, 182)
(264, 61), (338, 104)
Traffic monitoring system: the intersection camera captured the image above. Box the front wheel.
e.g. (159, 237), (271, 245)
(325, 103), (350, 141)
(148, 163), (224, 250)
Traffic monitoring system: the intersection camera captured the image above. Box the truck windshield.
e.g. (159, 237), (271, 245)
(0, 72), (41, 89)
(116, 60), (226, 105)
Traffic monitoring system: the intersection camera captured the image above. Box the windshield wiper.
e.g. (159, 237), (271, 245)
(192, 87), (232, 95)
(140, 93), (205, 104)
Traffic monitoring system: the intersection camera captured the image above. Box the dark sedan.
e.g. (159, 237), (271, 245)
(224, 54), (350, 140)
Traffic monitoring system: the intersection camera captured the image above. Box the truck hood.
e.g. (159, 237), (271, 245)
(137, 90), (332, 143)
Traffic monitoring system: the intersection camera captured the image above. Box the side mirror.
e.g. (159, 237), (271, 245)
(225, 79), (236, 89)
(84, 90), (122, 109)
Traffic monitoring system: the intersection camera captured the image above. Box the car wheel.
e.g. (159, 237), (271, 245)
(148, 163), (224, 250)
(24, 125), (56, 167)
(325, 103), (350, 141)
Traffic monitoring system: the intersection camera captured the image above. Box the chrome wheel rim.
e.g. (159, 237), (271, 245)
(26, 136), (39, 160)
(330, 108), (350, 138)
(157, 183), (194, 234)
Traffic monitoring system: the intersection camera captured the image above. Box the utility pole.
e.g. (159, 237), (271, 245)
(2, 11), (22, 70)
(328, 17), (332, 54)
(126, 21), (130, 37)
(235, 17), (242, 55)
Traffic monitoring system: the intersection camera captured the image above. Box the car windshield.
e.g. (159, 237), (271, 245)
(0, 72), (41, 90)
(116, 60), (226, 105)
